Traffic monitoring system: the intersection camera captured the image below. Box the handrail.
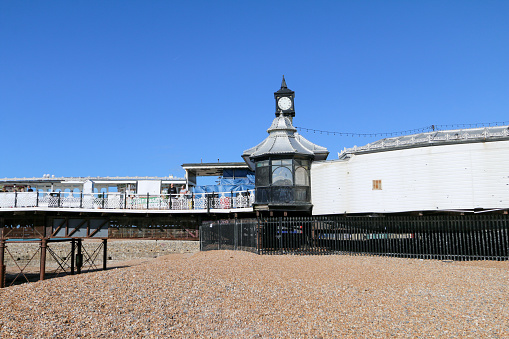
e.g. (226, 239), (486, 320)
(0, 190), (255, 211)
(339, 126), (509, 159)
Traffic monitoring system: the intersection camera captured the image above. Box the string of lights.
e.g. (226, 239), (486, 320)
(295, 121), (509, 138)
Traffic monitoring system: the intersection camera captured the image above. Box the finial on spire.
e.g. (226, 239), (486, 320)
(281, 75), (287, 89)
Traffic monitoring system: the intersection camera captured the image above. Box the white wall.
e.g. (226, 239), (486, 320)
(311, 140), (509, 215)
(83, 180), (93, 194)
(137, 180), (161, 195)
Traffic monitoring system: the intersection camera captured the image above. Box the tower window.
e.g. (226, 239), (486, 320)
(372, 180), (382, 190)
(271, 159), (293, 186)
(255, 161), (270, 186)
(294, 159), (310, 186)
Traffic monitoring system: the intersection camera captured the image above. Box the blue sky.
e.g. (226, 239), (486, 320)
(1, 1), (508, 180)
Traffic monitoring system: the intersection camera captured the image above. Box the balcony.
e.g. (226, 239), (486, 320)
(255, 186), (310, 207)
(0, 191), (255, 212)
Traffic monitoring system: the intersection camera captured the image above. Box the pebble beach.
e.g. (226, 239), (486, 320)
(1, 251), (508, 338)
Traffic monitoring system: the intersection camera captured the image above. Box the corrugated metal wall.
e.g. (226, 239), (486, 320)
(311, 140), (509, 215)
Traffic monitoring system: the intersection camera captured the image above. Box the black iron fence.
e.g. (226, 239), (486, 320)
(200, 219), (258, 253)
(201, 215), (509, 260)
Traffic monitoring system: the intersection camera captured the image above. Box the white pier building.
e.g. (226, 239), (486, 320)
(0, 176), (186, 196)
(311, 125), (509, 215)
(0, 168), (255, 213)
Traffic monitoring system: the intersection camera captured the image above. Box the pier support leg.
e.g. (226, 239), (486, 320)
(0, 239), (5, 288)
(76, 239), (82, 274)
(102, 239), (107, 271)
(70, 239), (75, 275)
(40, 239), (47, 281)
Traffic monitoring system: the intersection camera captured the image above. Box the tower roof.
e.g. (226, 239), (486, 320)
(242, 114), (329, 170)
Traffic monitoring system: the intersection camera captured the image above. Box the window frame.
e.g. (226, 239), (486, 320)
(255, 156), (311, 188)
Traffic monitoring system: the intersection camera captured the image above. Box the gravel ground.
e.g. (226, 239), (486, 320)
(1, 251), (508, 338)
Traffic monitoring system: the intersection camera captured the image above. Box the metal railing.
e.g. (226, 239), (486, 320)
(339, 126), (509, 158)
(201, 215), (509, 260)
(200, 219), (259, 253)
(255, 186), (310, 205)
(0, 190), (255, 211)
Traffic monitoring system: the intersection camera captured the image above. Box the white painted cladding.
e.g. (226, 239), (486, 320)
(311, 140), (509, 215)
(137, 180), (162, 195)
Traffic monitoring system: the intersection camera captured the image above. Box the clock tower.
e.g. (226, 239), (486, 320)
(243, 78), (329, 213)
(274, 75), (295, 121)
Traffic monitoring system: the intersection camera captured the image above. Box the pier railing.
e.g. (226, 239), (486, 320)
(0, 190), (255, 211)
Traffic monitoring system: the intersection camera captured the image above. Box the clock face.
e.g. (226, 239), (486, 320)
(278, 97), (292, 110)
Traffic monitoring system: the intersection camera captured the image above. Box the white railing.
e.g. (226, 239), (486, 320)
(339, 126), (509, 159)
(0, 190), (255, 211)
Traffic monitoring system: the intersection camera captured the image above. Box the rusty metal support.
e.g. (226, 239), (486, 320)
(39, 238), (47, 281)
(0, 239), (5, 288)
(102, 239), (107, 270)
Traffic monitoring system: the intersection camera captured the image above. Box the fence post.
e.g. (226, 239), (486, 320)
(234, 219), (238, 251)
(256, 216), (261, 254)
(103, 239), (107, 270)
(40, 238), (47, 281)
(279, 217), (283, 254)
(76, 239), (82, 274)
(0, 239), (5, 288)
(71, 239), (75, 275)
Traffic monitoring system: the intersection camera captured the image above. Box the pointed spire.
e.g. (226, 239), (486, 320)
(281, 75), (287, 89)
(275, 75), (294, 95)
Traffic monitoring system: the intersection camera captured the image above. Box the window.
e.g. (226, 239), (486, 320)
(295, 167), (308, 185)
(294, 159), (309, 169)
(272, 159), (293, 186)
(255, 161), (270, 186)
(372, 180), (382, 190)
(255, 158), (311, 187)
